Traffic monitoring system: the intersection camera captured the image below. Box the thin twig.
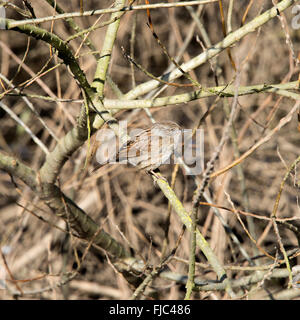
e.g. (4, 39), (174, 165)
(0, 101), (49, 155)
(9, 1), (219, 28)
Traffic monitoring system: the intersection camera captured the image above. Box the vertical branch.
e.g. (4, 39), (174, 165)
(185, 71), (242, 299)
(155, 174), (236, 298)
(91, 0), (126, 97)
(90, 0), (130, 144)
(271, 154), (300, 287)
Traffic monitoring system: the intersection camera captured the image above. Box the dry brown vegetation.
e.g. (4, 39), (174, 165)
(0, 0), (300, 300)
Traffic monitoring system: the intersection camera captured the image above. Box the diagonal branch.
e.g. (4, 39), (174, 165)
(0, 151), (130, 259)
(0, 152), (37, 190)
(4, 19), (95, 98)
(122, 0), (297, 100)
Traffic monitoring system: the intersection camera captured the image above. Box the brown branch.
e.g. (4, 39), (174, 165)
(211, 100), (300, 179)
(0, 152), (37, 189)
(0, 151), (130, 259)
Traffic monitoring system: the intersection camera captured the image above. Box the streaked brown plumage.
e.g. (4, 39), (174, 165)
(92, 121), (182, 176)
(117, 121), (182, 172)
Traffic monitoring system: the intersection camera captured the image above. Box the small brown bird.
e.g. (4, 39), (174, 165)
(93, 121), (182, 178)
